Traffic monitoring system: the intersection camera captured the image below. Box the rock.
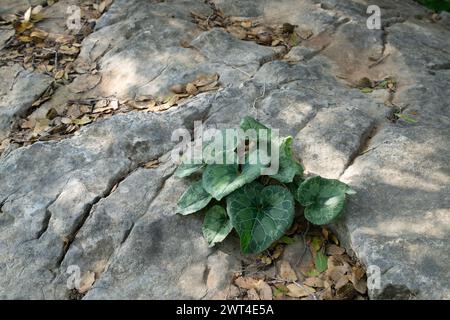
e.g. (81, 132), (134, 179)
(191, 28), (278, 67)
(0, 65), (53, 140)
(337, 124), (450, 299)
(0, 26), (14, 50)
(294, 106), (375, 179)
(0, 95), (213, 299)
(0, 0), (449, 300)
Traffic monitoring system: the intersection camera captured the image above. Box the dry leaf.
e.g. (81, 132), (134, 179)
(241, 21), (252, 28)
(303, 277), (324, 288)
(286, 283), (315, 298)
(31, 5), (43, 15)
(54, 69), (65, 79)
(334, 275), (349, 290)
(336, 283), (357, 300)
(278, 260), (297, 281)
(59, 45), (79, 55)
(326, 244), (345, 256)
(247, 288), (260, 300)
(234, 276), (259, 290)
(72, 116), (93, 126)
(98, 1), (107, 13)
(186, 83), (197, 95)
(326, 265), (348, 283)
(144, 159), (160, 169)
(30, 28), (48, 39)
(61, 117), (73, 124)
(20, 118), (36, 129)
(78, 271), (95, 294)
(24, 7), (32, 22)
(32, 118), (50, 136)
(17, 35), (32, 43)
(256, 281), (272, 300)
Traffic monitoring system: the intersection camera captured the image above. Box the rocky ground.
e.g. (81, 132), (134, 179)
(0, 0), (449, 300)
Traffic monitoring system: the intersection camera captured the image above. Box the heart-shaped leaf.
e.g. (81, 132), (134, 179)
(175, 129), (240, 177)
(227, 182), (295, 253)
(202, 159), (262, 200)
(176, 180), (212, 215)
(202, 205), (233, 247)
(297, 176), (354, 225)
(240, 116), (272, 141)
(270, 136), (303, 183)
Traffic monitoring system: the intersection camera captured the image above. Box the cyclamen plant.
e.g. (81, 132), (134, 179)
(175, 117), (355, 254)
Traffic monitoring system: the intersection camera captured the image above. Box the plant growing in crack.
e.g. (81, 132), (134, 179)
(175, 116), (355, 254)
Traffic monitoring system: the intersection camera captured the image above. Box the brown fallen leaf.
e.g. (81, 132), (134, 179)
(256, 281), (272, 300)
(336, 283), (357, 300)
(59, 45), (79, 55)
(326, 265), (348, 283)
(278, 260), (297, 281)
(186, 82), (197, 95)
(303, 277), (324, 288)
(286, 283), (315, 298)
(143, 159), (160, 169)
(334, 275), (350, 290)
(234, 276), (260, 290)
(326, 244), (345, 256)
(32, 118), (50, 136)
(78, 271), (95, 294)
(72, 115), (93, 126)
(30, 28), (48, 39)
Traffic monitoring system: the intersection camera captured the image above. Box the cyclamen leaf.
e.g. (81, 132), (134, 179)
(202, 157), (263, 200)
(202, 205), (233, 247)
(174, 162), (205, 178)
(270, 136), (303, 183)
(176, 180), (212, 215)
(240, 116), (269, 132)
(175, 129), (240, 178)
(240, 116), (272, 141)
(297, 176), (353, 225)
(227, 182), (295, 254)
(315, 251), (328, 273)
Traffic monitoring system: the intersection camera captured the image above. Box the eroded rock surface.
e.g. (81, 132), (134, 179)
(0, 0), (449, 299)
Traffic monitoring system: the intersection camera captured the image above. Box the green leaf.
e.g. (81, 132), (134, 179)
(306, 269), (321, 277)
(202, 155), (264, 200)
(269, 136), (303, 183)
(310, 236), (323, 252)
(174, 162), (205, 178)
(315, 251), (328, 273)
(202, 205), (233, 247)
(297, 176), (353, 225)
(227, 182), (295, 254)
(240, 116), (272, 141)
(279, 235), (296, 245)
(395, 113), (417, 124)
(175, 129), (240, 177)
(240, 116), (269, 132)
(176, 180), (212, 215)
(360, 87), (373, 93)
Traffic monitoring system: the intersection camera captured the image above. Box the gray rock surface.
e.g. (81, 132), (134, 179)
(0, 0), (449, 299)
(0, 65), (52, 140)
